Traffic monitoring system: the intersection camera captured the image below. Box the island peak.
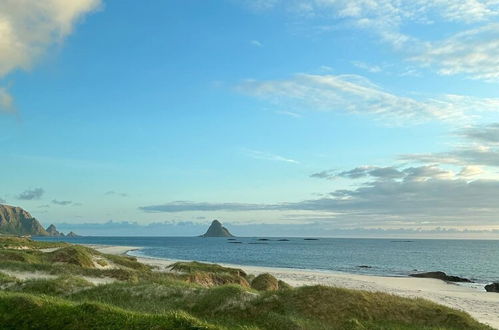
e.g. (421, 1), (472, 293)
(200, 219), (234, 237)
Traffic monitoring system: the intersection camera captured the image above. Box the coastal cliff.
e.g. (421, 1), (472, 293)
(0, 204), (49, 236)
(0, 204), (76, 237)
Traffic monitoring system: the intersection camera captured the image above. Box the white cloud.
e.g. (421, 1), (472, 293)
(0, 0), (100, 112)
(351, 61), (382, 73)
(238, 73), (499, 123)
(240, 1), (499, 81)
(250, 40), (263, 47)
(0, 87), (14, 113)
(243, 148), (299, 164)
(412, 24), (499, 81)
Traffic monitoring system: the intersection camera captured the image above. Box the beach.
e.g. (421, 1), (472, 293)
(90, 244), (499, 329)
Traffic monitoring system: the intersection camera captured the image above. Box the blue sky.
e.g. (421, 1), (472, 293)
(2, 0), (499, 237)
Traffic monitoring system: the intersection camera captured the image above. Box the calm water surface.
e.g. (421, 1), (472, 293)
(35, 236), (499, 284)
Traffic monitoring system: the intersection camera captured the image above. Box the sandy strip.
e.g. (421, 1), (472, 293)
(89, 244), (499, 329)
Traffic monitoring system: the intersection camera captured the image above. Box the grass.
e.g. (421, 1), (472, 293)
(250, 273), (279, 291)
(0, 236), (68, 249)
(0, 236), (492, 330)
(10, 276), (94, 296)
(0, 291), (219, 330)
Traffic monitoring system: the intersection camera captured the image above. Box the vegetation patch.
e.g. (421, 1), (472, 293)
(251, 273), (279, 291)
(0, 291), (218, 330)
(0, 237), (491, 329)
(9, 275), (94, 296)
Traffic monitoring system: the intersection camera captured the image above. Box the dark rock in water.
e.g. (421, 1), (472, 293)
(277, 239), (290, 241)
(200, 220), (234, 237)
(485, 283), (499, 292)
(357, 265), (372, 269)
(409, 271), (472, 283)
(304, 238), (319, 241)
(228, 241), (242, 244)
(257, 238), (270, 241)
(65, 231), (80, 237)
(249, 242), (268, 245)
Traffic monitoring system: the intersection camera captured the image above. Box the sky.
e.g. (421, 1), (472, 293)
(2, 0), (499, 237)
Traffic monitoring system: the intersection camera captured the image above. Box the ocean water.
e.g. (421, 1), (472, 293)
(35, 236), (499, 285)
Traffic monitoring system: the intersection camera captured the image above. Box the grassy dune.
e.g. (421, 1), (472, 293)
(0, 236), (492, 329)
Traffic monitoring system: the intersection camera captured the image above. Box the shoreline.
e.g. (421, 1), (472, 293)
(85, 243), (499, 329)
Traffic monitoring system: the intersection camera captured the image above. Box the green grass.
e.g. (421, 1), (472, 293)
(0, 236), (68, 249)
(169, 261), (247, 277)
(0, 237), (492, 330)
(0, 291), (219, 330)
(9, 275), (94, 296)
(250, 273), (279, 291)
(0, 271), (18, 286)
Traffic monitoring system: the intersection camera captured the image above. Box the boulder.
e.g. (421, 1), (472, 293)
(409, 271), (472, 283)
(485, 283), (499, 292)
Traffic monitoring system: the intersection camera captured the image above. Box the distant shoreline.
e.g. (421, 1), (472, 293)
(82, 243), (499, 329)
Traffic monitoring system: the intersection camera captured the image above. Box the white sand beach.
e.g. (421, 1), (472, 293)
(89, 244), (499, 329)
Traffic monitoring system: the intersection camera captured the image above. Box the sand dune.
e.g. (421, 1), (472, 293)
(90, 244), (499, 329)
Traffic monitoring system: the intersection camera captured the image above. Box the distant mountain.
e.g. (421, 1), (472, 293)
(200, 220), (234, 237)
(0, 204), (77, 237)
(0, 204), (49, 236)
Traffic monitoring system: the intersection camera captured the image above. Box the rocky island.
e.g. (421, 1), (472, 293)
(200, 219), (234, 237)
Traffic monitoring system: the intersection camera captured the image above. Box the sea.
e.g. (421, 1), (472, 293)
(34, 236), (499, 286)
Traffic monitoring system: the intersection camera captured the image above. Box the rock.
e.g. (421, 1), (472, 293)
(0, 204), (49, 236)
(304, 238), (319, 240)
(66, 231), (80, 237)
(485, 283), (499, 292)
(409, 271), (472, 283)
(200, 220), (234, 237)
(251, 273), (279, 291)
(277, 239), (290, 241)
(357, 265), (372, 269)
(46, 224), (64, 237)
(257, 238), (270, 241)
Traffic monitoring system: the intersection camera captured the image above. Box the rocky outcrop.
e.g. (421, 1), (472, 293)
(200, 220), (234, 237)
(485, 283), (499, 292)
(409, 271), (472, 283)
(0, 204), (49, 236)
(66, 231), (80, 237)
(46, 224), (64, 237)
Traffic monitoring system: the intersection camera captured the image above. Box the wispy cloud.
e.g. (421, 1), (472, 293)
(238, 73), (499, 123)
(402, 123), (499, 168)
(275, 110), (302, 118)
(412, 23), (499, 81)
(250, 40), (263, 47)
(17, 188), (44, 200)
(240, 1), (499, 81)
(52, 199), (72, 206)
(351, 61), (382, 73)
(0, 87), (14, 113)
(140, 163), (499, 228)
(105, 190), (128, 197)
(0, 0), (101, 113)
(243, 148), (299, 164)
